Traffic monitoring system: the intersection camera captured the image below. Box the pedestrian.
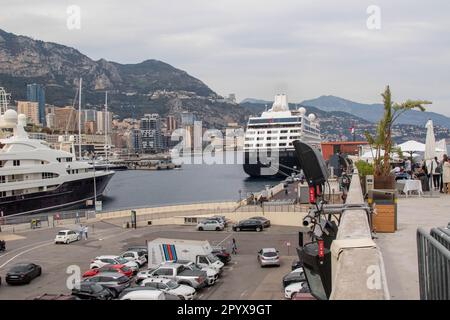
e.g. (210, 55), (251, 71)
(439, 155), (446, 193)
(431, 157), (440, 190)
(79, 224), (84, 239)
(84, 225), (89, 239)
(442, 155), (450, 194)
(231, 238), (237, 255)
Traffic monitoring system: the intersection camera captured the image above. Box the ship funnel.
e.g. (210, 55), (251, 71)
(271, 94), (289, 112)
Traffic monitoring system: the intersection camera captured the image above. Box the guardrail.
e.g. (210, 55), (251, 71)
(417, 227), (450, 300)
(329, 170), (390, 300)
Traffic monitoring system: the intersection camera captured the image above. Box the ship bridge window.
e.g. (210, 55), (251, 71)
(0, 176), (5, 183)
(245, 137), (254, 141)
(279, 143), (287, 147)
(280, 136), (287, 140)
(0, 191), (6, 198)
(42, 172), (58, 179)
(13, 160), (20, 166)
(290, 136), (300, 139)
(245, 144), (253, 148)
(290, 130), (299, 133)
(0, 161), (4, 167)
(257, 131), (265, 134)
(256, 137), (264, 141)
(280, 130), (288, 133)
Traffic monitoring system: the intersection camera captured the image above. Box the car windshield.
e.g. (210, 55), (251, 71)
(166, 280), (180, 289)
(263, 252), (277, 257)
(207, 254), (218, 263)
(9, 265), (29, 272)
(116, 257), (128, 264)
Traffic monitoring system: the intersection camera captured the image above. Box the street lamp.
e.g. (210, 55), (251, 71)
(238, 189), (242, 202)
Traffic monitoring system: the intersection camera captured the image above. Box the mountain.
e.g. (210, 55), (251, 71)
(300, 95), (450, 129)
(240, 98), (272, 105)
(0, 29), (248, 127)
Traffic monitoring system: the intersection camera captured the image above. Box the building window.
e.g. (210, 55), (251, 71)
(13, 160), (20, 166)
(0, 191), (6, 197)
(281, 130), (288, 133)
(279, 143), (287, 146)
(0, 176), (5, 183)
(280, 136), (287, 140)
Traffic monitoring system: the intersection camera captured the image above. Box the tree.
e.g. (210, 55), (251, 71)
(365, 86), (431, 177)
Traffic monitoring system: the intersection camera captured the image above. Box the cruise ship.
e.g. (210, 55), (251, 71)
(0, 109), (115, 217)
(243, 94), (322, 177)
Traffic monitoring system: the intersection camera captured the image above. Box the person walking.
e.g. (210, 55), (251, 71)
(231, 238), (237, 255)
(84, 225), (89, 240)
(442, 155), (450, 194)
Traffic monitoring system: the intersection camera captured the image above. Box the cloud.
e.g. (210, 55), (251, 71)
(1, 0), (449, 115)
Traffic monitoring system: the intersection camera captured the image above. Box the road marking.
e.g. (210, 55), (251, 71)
(216, 233), (233, 246)
(0, 241), (53, 269)
(0, 239), (53, 260)
(240, 290), (248, 297)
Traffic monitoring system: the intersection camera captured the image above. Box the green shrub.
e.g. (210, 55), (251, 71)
(355, 160), (374, 178)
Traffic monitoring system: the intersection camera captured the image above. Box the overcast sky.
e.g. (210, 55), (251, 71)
(1, 0), (450, 115)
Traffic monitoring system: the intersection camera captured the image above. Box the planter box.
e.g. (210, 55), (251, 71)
(374, 175), (396, 189)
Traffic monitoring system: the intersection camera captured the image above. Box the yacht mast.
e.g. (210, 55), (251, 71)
(105, 91), (108, 165)
(78, 77), (82, 159)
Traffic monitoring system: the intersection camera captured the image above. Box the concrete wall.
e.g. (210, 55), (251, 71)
(329, 170), (390, 300)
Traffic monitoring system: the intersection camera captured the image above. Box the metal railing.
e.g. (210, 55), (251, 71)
(430, 228), (450, 251)
(417, 227), (450, 300)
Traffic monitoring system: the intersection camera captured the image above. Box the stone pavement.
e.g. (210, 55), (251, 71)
(375, 194), (450, 300)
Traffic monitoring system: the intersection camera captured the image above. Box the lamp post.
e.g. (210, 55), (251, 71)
(238, 189), (242, 202)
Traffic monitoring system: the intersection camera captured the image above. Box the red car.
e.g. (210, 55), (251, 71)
(82, 264), (133, 278)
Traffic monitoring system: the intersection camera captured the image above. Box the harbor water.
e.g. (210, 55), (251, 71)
(101, 152), (284, 210)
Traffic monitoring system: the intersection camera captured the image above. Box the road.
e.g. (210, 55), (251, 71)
(0, 222), (300, 300)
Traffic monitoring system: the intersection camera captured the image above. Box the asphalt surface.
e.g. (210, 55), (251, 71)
(0, 222), (300, 300)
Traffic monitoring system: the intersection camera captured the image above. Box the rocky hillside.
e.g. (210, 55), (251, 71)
(0, 28), (248, 128)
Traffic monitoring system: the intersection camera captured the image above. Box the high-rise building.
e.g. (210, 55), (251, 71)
(181, 112), (195, 126)
(97, 111), (113, 134)
(128, 128), (142, 153)
(26, 83), (46, 126)
(140, 114), (163, 153)
(166, 115), (178, 133)
(53, 106), (79, 133)
(17, 101), (40, 125)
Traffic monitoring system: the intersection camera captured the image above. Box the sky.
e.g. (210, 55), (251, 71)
(1, 0), (450, 116)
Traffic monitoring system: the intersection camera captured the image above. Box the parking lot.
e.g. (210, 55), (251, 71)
(0, 221), (300, 300)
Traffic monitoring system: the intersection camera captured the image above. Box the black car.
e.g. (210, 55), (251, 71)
(291, 260), (303, 271)
(282, 268), (306, 288)
(71, 282), (115, 300)
(6, 263), (42, 285)
(82, 272), (132, 297)
(249, 216), (271, 228)
(211, 246), (231, 264)
(232, 219), (264, 232)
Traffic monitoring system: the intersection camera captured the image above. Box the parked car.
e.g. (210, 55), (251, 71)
(282, 268), (306, 288)
(197, 219), (224, 231)
(211, 246), (231, 264)
(82, 264), (134, 278)
(291, 260), (303, 271)
(34, 294), (80, 300)
(82, 272), (131, 297)
(71, 282), (115, 300)
(232, 219), (264, 232)
(285, 281), (308, 299)
(249, 216), (271, 228)
(119, 288), (180, 300)
(140, 278), (196, 300)
(149, 263), (207, 289)
(127, 246), (148, 260)
(121, 250), (147, 267)
(54, 230), (80, 244)
(209, 216), (228, 226)
(6, 263), (42, 285)
(168, 260), (219, 285)
(257, 248), (280, 267)
(90, 255), (139, 273)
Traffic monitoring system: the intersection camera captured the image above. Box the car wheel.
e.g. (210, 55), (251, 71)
(215, 227), (220, 231)
(236, 227), (240, 232)
(178, 295), (186, 300)
(198, 227), (203, 231)
(38, 268), (42, 276)
(256, 227), (261, 232)
(77, 236), (81, 241)
(65, 239), (69, 244)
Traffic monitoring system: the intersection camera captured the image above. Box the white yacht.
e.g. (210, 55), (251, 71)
(243, 94), (322, 177)
(0, 110), (114, 217)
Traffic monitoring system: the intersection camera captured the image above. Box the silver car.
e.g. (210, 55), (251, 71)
(257, 248), (280, 267)
(197, 219), (224, 231)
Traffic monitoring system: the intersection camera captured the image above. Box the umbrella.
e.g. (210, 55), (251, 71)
(436, 139), (448, 160)
(424, 120), (436, 160)
(398, 140), (425, 153)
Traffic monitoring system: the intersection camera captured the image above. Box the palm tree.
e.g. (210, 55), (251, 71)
(365, 86), (431, 177)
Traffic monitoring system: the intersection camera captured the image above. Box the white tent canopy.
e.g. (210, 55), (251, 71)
(397, 140), (425, 153)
